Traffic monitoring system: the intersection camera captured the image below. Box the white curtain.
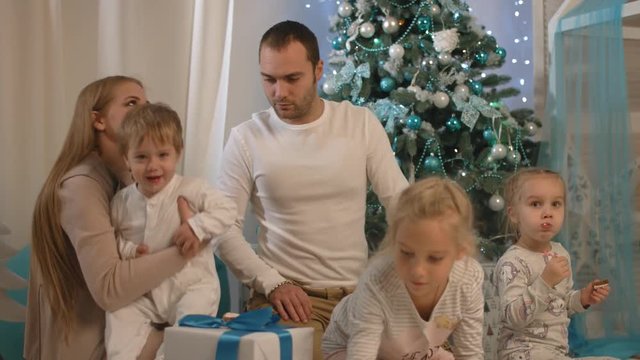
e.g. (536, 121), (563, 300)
(0, 0), (230, 250)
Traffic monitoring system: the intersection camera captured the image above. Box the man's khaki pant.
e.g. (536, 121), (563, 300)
(247, 285), (354, 360)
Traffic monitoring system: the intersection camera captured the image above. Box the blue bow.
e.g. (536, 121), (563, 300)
(334, 60), (370, 102)
(370, 99), (409, 134)
(452, 94), (502, 129)
(179, 307), (292, 360)
(440, 0), (465, 14)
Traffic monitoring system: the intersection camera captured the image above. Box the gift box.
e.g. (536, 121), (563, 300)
(164, 307), (314, 360)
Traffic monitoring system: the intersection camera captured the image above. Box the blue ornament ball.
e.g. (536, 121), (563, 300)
(423, 156), (441, 172)
(484, 36), (497, 47)
(392, 137), (398, 152)
(469, 80), (483, 95)
(483, 128), (496, 144)
(446, 115), (462, 132)
(406, 115), (422, 131)
(403, 69), (414, 81)
(495, 47), (507, 59)
(380, 77), (397, 92)
(452, 12), (462, 23)
(417, 16), (432, 32)
(332, 35), (347, 50)
(474, 51), (489, 65)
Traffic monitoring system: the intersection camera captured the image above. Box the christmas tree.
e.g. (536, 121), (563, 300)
(321, 0), (541, 260)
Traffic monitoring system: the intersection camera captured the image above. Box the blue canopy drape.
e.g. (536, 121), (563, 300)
(540, 0), (640, 357)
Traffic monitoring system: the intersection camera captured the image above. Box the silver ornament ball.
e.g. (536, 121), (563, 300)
(388, 44), (405, 59)
(322, 81), (337, 95)
(433, 91), (450, 108)
(490, 144), (508, 160)
(488, 194), (505, 211)
(359, 22), (375, 38)
(507, 150), (521, 164)
(382, 16), (400, 34)
(437, 52), (453, 65)
(454, 84), (470, 99)
(524, 121), (538, 136)
(337, 2), (354, 17)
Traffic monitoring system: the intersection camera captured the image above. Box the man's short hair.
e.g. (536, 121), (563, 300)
(259, 20), (320, 68)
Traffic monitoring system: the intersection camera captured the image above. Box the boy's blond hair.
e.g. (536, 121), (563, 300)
(118, 102), (184, 156)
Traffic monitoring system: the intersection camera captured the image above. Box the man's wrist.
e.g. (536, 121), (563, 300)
(268, 280), (294, 298)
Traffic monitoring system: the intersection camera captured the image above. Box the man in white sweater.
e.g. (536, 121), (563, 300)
(215, 20), (408, 359)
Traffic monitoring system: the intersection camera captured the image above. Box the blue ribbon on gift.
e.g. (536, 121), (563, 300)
(179, 307), (293, 360)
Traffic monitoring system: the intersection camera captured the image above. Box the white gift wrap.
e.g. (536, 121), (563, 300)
(164, 326), (314, 360)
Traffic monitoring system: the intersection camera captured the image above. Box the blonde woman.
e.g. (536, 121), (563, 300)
(25, 76), (201, 360)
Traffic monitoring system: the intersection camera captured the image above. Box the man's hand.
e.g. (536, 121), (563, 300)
(268, 283), (312, 323)
(580, 279), (611, 307)
(174, 196), (204, 259)
(540, 255), (570, 287)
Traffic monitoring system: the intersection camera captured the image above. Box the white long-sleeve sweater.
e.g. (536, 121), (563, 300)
(215, 100), (408, 294)
(322, 255), (485, 360)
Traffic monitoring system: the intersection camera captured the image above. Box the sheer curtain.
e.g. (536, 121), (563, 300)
(0, 1), (229, 358)
(0, 0), (229, 255)
(541, 0), (640, 357)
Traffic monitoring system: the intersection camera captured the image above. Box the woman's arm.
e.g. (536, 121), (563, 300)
(59, 175), (187, 312)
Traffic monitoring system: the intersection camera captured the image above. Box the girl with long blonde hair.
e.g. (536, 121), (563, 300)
(322, 177), (484, 359)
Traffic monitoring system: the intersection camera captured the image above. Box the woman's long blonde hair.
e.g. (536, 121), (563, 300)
(376, 176), (477, 258)
(31, 76), (143, 336)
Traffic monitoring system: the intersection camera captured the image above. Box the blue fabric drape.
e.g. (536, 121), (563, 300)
(540, 0), (640, 357)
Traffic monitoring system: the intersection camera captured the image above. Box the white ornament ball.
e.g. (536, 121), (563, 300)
(490, 144), (508, 160)
(322, 81), (337, 95)
(337, 2), (354, 17)
(454, 84), (470, 99)
(359, 22), (375, 38)
(437, 52), (453, 65)
(388, 44), (405, 59)
(488, 194), (505, 211)
(382, 16), (400, 34)
(433, 91), (450, 108)
(524, 121), (538, 136)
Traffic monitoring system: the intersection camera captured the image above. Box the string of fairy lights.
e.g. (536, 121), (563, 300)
(297, 0), (537, 257)
(302, 0), (533, 108)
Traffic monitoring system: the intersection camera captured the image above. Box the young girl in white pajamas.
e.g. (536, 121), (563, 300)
(494, 168), (614, 359)
(322, 177), (485, 359)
